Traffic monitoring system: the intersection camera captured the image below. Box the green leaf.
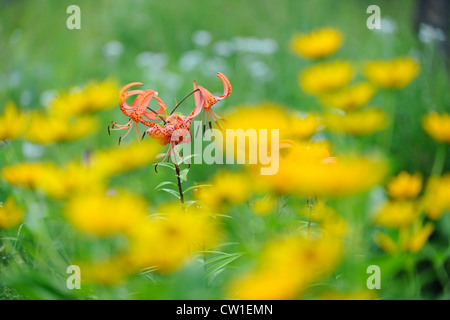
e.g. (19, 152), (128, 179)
(160, 188), (180, 199)
(184, 184), (212, 193)
(182, 154), (199, 163)
(155, 162), (175, 170)
(203, 253), (244, 284)
(179, 168), (189, 182)
(154, 181), (177, 190)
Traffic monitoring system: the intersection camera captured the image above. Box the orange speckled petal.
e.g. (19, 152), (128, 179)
(215, 72), (232, 101)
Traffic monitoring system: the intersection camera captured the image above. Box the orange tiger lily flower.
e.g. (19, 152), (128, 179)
(109, 82), (167, 143)
(145, 113), (192, 171)
(188, 72), (232, 130)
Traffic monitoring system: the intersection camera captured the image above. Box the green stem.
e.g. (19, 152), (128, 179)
(431, 143), (446, 176)
(146, 106), (166, 124)
(170, 89), (199, 116)
(174, 164), (184, 204)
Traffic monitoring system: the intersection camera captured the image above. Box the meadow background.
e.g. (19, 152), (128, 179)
(0, 0), (449, 300)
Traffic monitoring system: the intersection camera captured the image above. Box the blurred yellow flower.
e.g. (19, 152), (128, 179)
(227, 269), (301, 300)
(423, 174), (450, 220)
(223, 104), (321, 165)
(300, 60), (353, 95)
(291, 27), (343, 59)
(38, 162), (107, 200)
(78, 257), (130, 286)
(375, 222), (434, 254)
(26, 112), (98, 145)
(251, 196), (275, 216)
(49, 79), (119, 118)
(320, 82), (376, 111)
(386, 171), (422, 199)
(227, 235), (342, 299)
(422, 112), (450, 143)
(365, 57), (419, 89)
(224, 102), (290, 135)
(374, 231), (397, 254)
(324, 108), (388, 136)
(126, 204), (220, 273)
(195, 170), (251, 211)
(0, 197), (24, 229)
(290, 113), (321, 140)
(2, 162), (55, 190)
(253, 141), (333, 194)
(256, 142), (387, 197)
(92, 139), (161, 177)
(374, 200), (420, 229)
(0, 101), (27, 142)
(402, 222), (434, 253)
(65, 191), (149, 237)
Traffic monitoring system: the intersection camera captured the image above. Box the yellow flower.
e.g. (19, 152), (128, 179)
(37, 162), (107, 200)
(2, 162), (56, 190)
(251, 196), (275, 216)
(374, 222), (434, 254)
(0, 101), (27, 142)
(365, 57), (420, 89)
(227, 235), (342, 299)
(256, 142), (387, 197)
(126, 204), (220, 272)
(402, 222), (434, 253)
(300, 60), (353, 95)
(320, 82), (376, 111)
(291, 27), (343, 59)
(49, 79), (119, 118)
(374, 231), (397, 254)
(227, 269), (301, 300)
(324, 108), (388, 136)
(92, 139), (161, 178)
(223, 104), (322, 165)
(195, 170), (251, 211)
(26, 112), (98, 145)
(223, 103), (290, 151)
(290, 113), (321, 140)
(374, 200), (420, 229)
(422, 112), (450, 143)
(386, 171), (422, 199)
(78, 257), (130, 286)
(0, 197), (24, 229)
(65, 191), (149, 237)
(423, 174), (450, 220)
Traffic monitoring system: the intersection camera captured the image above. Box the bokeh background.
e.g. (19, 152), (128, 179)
(1, 0), (448, 176)
(0, 0), (449, 300)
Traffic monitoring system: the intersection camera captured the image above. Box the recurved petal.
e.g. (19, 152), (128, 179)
(119, 82), (143, 98)
(188, 80), (205, 119)
(215, 72), (232, 100)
